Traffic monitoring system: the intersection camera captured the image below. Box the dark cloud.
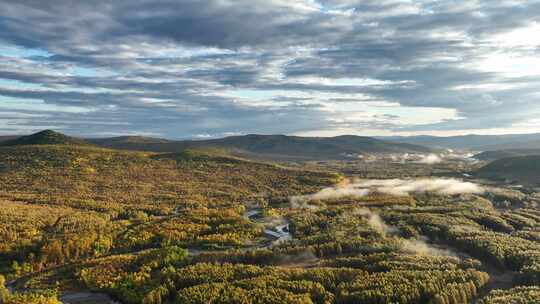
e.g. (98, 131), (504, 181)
(0, 0), (540, 137)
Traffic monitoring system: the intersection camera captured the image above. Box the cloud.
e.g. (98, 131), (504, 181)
(358, 178), (484, 196)
(291, 184), (369, 209)
(1, 1), (540, 136)
(354, 208), (395, 235)
(400, 237), (456, 257)
(354, 207), (456, 257)
(291, 178), (484, 207)
(416, 154), (443, 164)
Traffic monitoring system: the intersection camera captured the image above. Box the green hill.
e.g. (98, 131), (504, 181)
(89, 135), (173, 147)
(0, 135), (19, 143)
(0, 130), (433, 160)
(0, 144), (338, 209)
(473, 149), (540, 161)
(477, 155), (540, 186)
(380, 133), (540, 150)
(0, 130), (89, 147)
(90, 134), (432, 160)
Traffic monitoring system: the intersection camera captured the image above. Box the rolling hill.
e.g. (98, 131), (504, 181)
(0, 130), (432, 161)
(0, 143), (337, 208)
(0, 130), (433, 161)
(473, 149), (540, 161)
(0, 135), (19, 143)
(379, 133), (540, 151)
(89, 134), (432, 160)
(0, 130), (89, 147)
(476, 155), (540, 186)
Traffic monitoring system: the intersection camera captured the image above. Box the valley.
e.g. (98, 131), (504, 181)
(1, 131), (540, 304)
(3, 1), (540, 303)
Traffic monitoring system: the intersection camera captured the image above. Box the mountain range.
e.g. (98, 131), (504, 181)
(379, 133), (540, 151)
(0, 130), (432, 161)
(4, 130), (540, 186)
(473, 149), (540, 161)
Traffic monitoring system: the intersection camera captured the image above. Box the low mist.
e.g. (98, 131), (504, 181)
(356, 208), (456, 257)
(416, 154), (443, 164)
(357, 178), (484, 196)
(354, 208), (395, 235)
(291, 178), (484, 208)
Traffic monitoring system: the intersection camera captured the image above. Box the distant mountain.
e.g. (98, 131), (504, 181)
(0, 135), (19, 143)
(0, 130), (89, 147)
(0, 130), (433, 160)
(89, 134), (432, 160)
(476, 155), (540, 186)
(379, 133), (540, 151)
(474, 149), (540, 161)
(88, 136), (189, 153)
(89, 136), (174, 149)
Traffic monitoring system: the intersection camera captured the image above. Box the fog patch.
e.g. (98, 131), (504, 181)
(354, 151), (477, 164)
(290, 187), (369, 209)
(355, 208), (456, 257)
(277, 249), (318, 266)
(358, 178), (484, 196)
(354, 208), (396, 235)
(416, 154), (442, 164)
(401, 237), (457, 257)
(290, 179), (369, 209)
(290, 178), (483, 207)
(309, 186), (370, 201)
(290, 195), (321, 210)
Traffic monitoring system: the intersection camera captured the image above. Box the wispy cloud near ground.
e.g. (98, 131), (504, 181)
(291, 178), (483, 207)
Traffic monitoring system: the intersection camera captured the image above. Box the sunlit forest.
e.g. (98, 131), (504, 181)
(3, 0), (540, 302)
(1, 141), (540, 304)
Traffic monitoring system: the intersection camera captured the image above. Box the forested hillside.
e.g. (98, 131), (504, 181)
(474, 149), (540, 161)
(0, 137), (539, 304)
(477, 155), (540, 186)
(0, 130), (89, 147)
(89, 134), (432, 160)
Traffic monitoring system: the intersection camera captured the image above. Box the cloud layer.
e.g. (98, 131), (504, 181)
(1, 0), (540, 137)
(291, 178), (484, 206)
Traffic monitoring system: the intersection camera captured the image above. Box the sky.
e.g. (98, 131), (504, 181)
(1, 0), (540, 139)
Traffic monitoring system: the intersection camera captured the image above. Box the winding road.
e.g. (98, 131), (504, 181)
(59, 292), (119, 304)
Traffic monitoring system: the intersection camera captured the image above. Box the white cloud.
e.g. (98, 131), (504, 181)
(416, 154), (442, 164)
(1, 0), (540, 137)
(291, 178), (484, 207)
(492, 21), (540, 49)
